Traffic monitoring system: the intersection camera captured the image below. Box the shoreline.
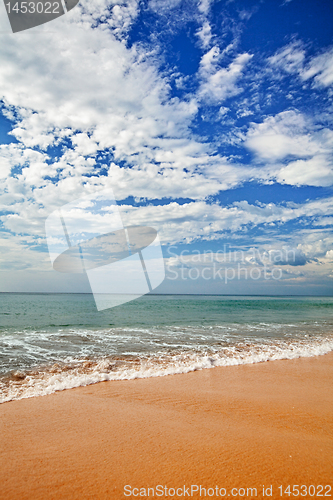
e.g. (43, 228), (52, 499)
(1, 353), (332, 499)
(2, 339), (333, 404)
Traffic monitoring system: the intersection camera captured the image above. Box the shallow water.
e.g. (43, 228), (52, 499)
(1, 293), (332, 403)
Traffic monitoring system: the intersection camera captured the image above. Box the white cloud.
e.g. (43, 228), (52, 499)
(196, 20), (212, 49)
(198, 48), (253, 104)
(3, 166), (333, 247)
(238, 9), (255, 21)
(244, 110), (333, 187)
(268, 42), (333, 88)
(0, 232), (51, 271)
(114, 196), (333, 245)
(301, 48), (333, 88)
(0, 25), (169, 153)
(148, 0), (182, 12)
(0, 0), (332, 295)
(0, 17), (225, 201)
(268, 41), (305, 75)
(326, 249), (333, 260)
(294, 230), (333, 265)
(198, 0), (212, 16)
(73, 0), (140, 38)
(314, 217), (333, 227)
(245, 111), (312, 160)
(0, 144), (51, 184)
(0, 15), (260, 224)
(0, 10), (252, 207)
(276, 155), (333, 187)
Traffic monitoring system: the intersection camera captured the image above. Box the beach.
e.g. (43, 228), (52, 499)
(1, 352), (332, 500)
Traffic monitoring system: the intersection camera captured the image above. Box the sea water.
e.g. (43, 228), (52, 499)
(0, 293), (332, 403)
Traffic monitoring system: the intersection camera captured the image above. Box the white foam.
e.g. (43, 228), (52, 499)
(1, 337), (333, 404)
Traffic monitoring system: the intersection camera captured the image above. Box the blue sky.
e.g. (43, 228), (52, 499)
(0, 0), (332, 295)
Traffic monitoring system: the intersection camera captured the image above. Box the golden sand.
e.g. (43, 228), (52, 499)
(1, 353), (332, 499)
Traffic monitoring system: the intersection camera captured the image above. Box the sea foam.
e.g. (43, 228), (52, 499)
(1, 335), (332, 403)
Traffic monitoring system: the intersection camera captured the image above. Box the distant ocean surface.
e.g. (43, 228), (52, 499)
(0, 293), (332, 403)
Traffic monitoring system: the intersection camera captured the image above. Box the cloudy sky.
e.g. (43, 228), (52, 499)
(0, 0), (332, 295)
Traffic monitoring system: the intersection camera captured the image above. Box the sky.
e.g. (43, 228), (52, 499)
(0, 0), (332, 295)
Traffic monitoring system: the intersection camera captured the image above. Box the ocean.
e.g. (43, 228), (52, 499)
(0, 293), (332, 403)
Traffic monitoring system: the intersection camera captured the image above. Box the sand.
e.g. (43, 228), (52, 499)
(1, 353), (332, 500)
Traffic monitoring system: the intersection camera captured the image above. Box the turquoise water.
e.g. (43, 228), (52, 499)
(0, 293), (332, 403)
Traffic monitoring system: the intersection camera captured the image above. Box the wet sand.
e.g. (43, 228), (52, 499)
(1, 353), (332, 500)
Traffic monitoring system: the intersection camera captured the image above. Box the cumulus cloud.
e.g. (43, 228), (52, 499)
(0, 24), (174, 155)
(244, 110), (333, 187)
(245, 111), (313, 160)
(276, 156), (333, 187)
(107, 196), (333, 245)
(0, 17), (220, 203)
(73, 0), (140, 38)
(0, 0), (332, 293)
(0, 10), (255, 208)
(294, 230), (333, 267)
(0, 13), (260, 227)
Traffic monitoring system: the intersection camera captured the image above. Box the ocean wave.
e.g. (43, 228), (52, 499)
(1, 335), (332, 404)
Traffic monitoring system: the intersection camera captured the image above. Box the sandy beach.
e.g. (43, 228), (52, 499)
(1, 353), (332, 500)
